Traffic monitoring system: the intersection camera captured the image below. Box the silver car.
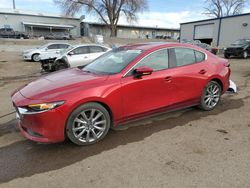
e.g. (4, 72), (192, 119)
(22, 43), (71, 62)
(53, 44), (111, 70)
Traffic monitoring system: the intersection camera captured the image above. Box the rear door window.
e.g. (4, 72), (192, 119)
(47, 44), (60, 49)
(174, 48), (196, 67)
(89, 46), (105, 53)
(72, 46), (89, 55)
(59, 44), (70, 49)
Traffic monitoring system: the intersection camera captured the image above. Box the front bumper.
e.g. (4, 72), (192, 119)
(15, 107), (67, 143)
(40, 58), (56, 72)
(12, 92), (67, 143)
(224, 50), (243, 57)
(22, 54), (32, 60)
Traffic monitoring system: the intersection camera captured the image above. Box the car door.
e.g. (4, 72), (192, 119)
(67, 46), (90, 67)
(121, 49), (175, 118)
(46, 44), (60, 54)
(43, 44), (68, 58)
(89, 46), (108, 61)
(168, 48), (209, 104)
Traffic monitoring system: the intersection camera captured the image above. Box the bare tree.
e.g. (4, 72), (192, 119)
(204, 0), (249, 18)
(54, 0), (148, 37)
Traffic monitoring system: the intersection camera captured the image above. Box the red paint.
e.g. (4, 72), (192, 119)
(11, 43), (231, 143)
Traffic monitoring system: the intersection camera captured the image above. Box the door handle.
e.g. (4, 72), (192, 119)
(199, 69), (207, 74)
(164, 76), (172, 82)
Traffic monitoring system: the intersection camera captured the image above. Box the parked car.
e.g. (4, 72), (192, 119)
(42, 44), (110, 72)
(22, 43), (71, 62)
(0, 28), (29, 39)
(39, 44), (73, 61)
(12, 42), (232, 146)
(224, 39), (250, 59)
(45, 32), (71, 40)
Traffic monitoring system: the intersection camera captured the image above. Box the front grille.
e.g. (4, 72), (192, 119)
(226, 48), (242, 53)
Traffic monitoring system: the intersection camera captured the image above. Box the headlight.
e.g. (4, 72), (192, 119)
(223, 47), (227, 50)
(23, 51), (31, 55)
(19, 101), (65, 114)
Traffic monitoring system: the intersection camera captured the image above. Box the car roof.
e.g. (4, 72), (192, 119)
(120, 42), (203, 51)
(72, 44), (109, 48)
(45, 42), (71, 46)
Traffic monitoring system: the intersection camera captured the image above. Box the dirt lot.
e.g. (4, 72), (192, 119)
(0, 41), (250, 187)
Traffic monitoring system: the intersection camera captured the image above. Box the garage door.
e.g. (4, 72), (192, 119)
(194, 24), (214, 39)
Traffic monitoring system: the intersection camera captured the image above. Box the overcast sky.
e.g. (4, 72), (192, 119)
(1, 0), (250, 28)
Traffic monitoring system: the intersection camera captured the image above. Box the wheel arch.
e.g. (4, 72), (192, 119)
(91, 101), (114, 124)
(55, 58), (70, 68)
(64, 99), (114, 137)
(32, 53), (40, 60)
(210, 78), (223, 91)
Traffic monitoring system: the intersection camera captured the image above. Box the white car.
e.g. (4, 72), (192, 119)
(22, 43), (71, 62)
(52, 44), (111, 70)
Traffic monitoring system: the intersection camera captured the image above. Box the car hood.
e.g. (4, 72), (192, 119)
(23, 48), (40, 53)
(19, 68), (108, 100)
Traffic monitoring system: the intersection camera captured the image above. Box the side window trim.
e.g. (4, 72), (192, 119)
(123, 48), (170, 77)
(168, 48), (176, 68)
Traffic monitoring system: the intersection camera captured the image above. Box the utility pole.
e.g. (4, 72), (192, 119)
(13, 0), (16, 9)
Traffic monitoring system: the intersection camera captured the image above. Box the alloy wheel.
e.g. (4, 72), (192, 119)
(32, 54), (40, 62)
(72, 109), (107, 143)
(204, 83), (220, 109)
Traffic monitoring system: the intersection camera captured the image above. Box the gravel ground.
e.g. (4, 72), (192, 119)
(0, 45), (250, 187)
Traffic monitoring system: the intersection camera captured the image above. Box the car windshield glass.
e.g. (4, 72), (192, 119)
(82, 49), (143, 75)
(231, 39), (248, 46)
(61, 46), (74, 55)
(37, 44), (50, 49)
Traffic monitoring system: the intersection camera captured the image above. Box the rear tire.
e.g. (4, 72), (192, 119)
(66, 102), (111, 146)
(199, 81), (222, 111)
(242, 51), (248, 59)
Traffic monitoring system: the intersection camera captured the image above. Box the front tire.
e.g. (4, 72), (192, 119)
(66, 102), (111, 146)
(32, 53), (40, 62)
(199, 81), (222, 111)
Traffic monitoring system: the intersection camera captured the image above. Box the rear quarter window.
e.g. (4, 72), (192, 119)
(195, 50), (206, 62)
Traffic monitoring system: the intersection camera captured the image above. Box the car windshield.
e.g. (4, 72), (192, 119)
(61, 46), (74, 55)
(82, 49), (143, 75)
(38, 44), (49, 49)
(231, 39), (249, 46)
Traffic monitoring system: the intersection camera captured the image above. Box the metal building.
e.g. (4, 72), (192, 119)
(180, 13), (250, 47)
(81, 22), (180, 39)
(0, 8), (82, 37)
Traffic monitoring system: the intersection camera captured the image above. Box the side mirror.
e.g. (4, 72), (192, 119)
(134, 66), (153, 78)
(68, 51), (74, 56)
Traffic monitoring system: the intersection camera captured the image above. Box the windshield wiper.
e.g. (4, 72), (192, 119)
(81, 69), (92, 73)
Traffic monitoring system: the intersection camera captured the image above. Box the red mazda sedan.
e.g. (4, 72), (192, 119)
(11, 42), (231, 145)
